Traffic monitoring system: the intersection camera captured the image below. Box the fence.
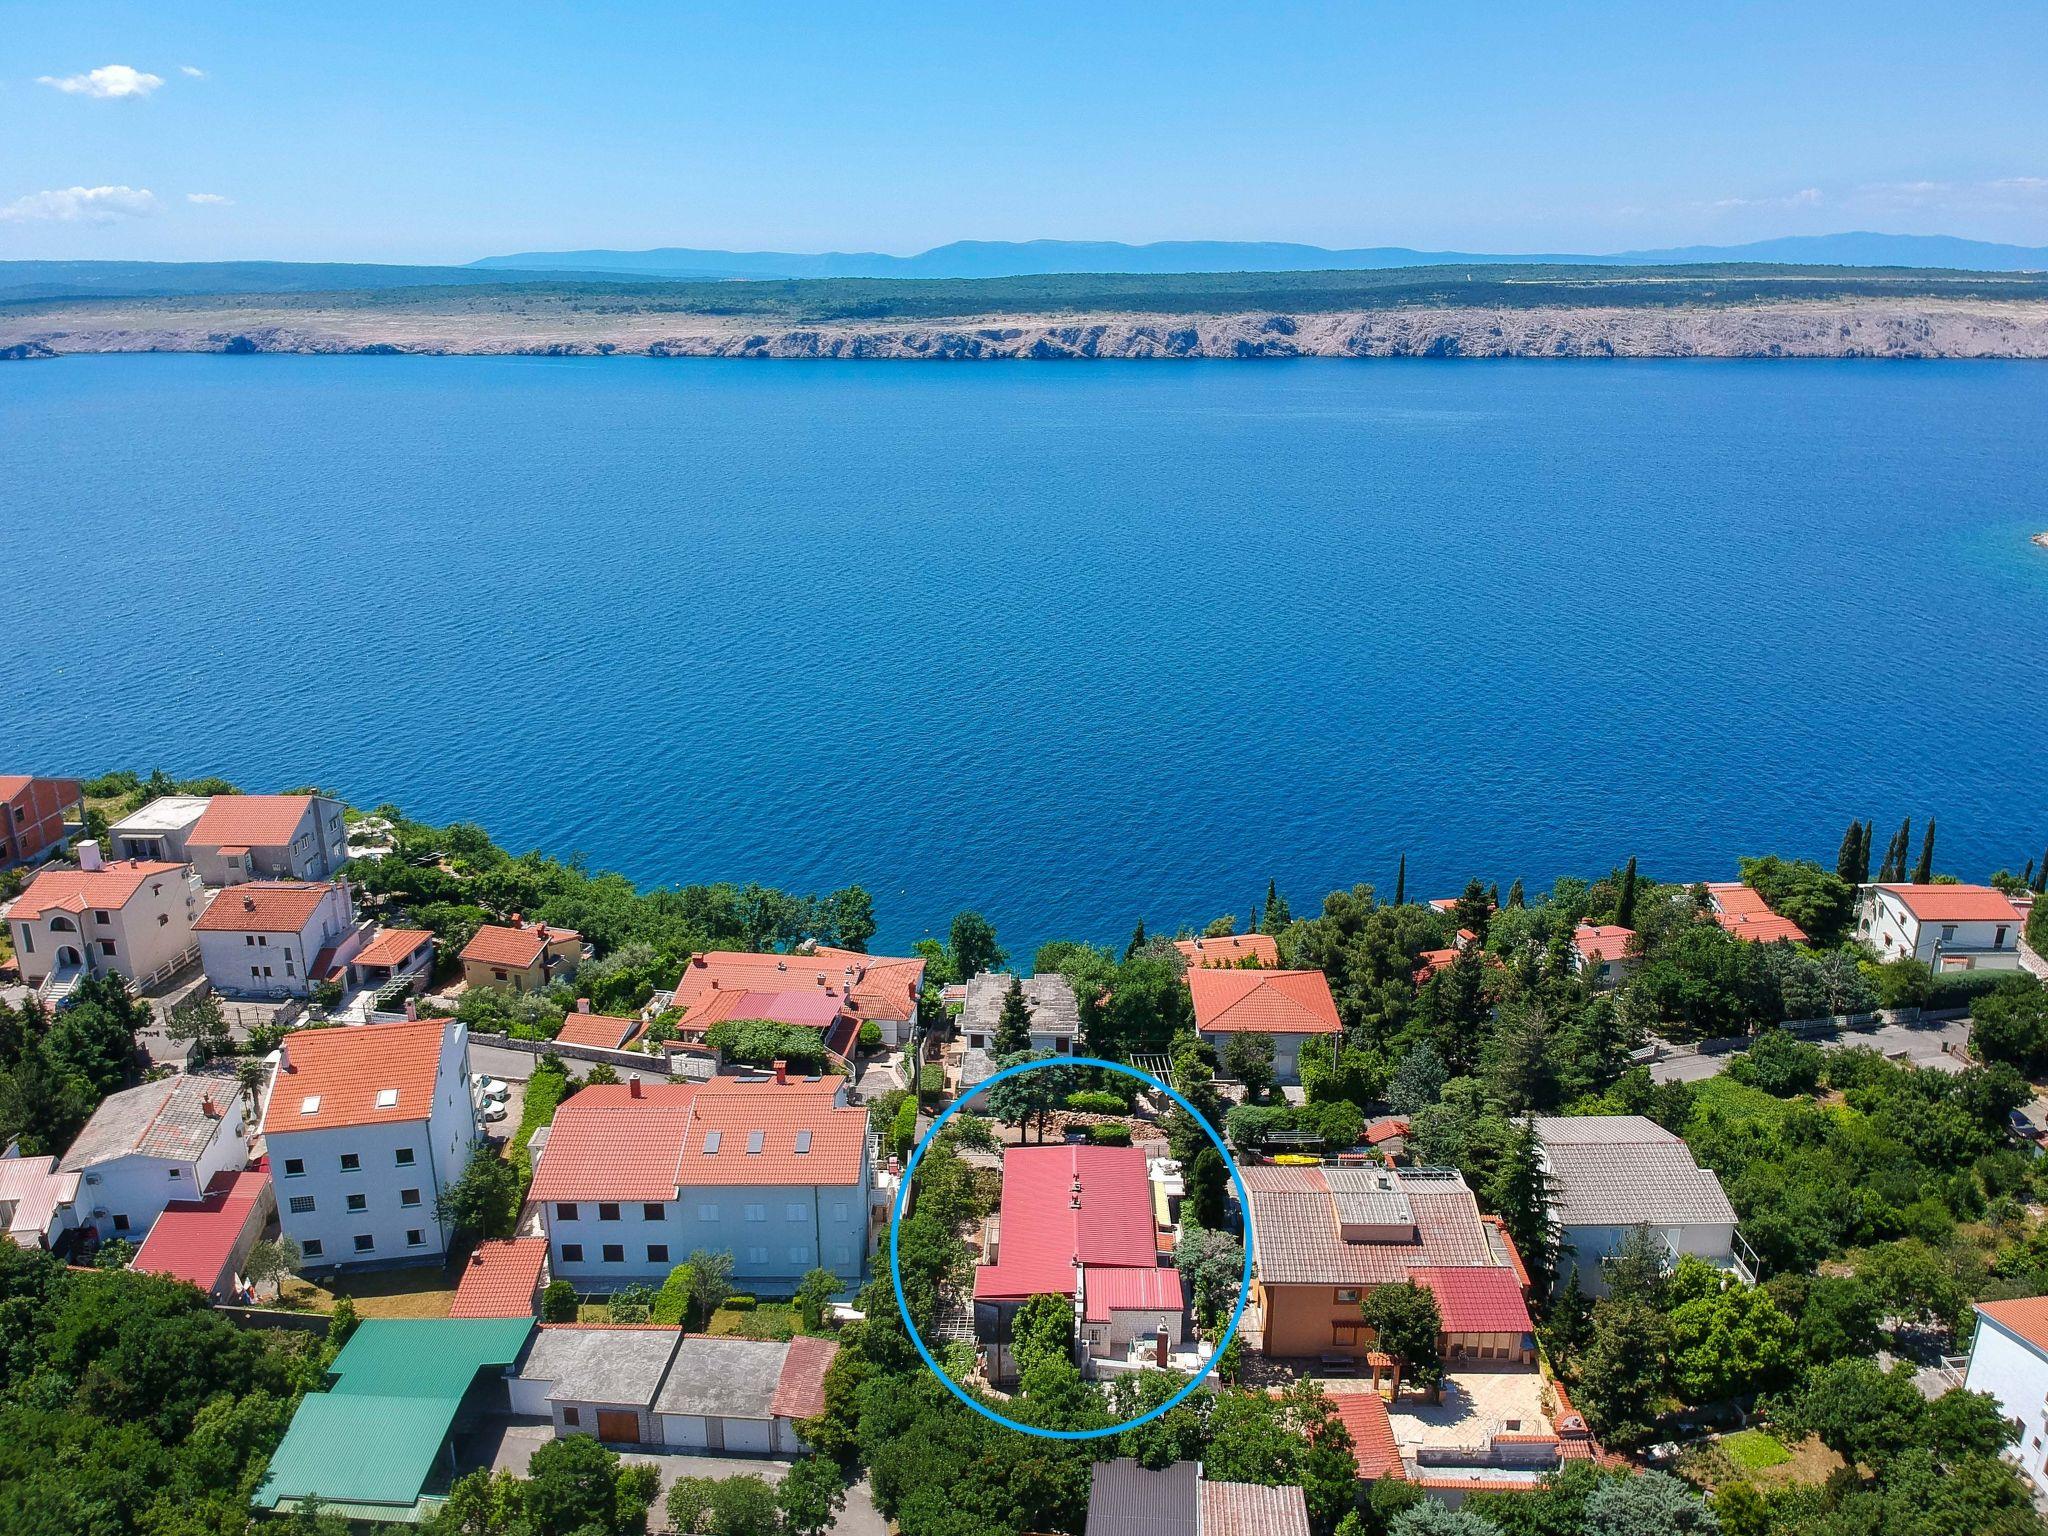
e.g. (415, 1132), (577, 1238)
(216, 1305), (332, 1335)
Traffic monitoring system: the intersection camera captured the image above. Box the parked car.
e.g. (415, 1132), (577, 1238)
(481, 1099), (510, 1123)
(475, 1076), (510, 1102)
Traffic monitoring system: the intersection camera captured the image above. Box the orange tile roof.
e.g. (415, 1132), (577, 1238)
(4, 859), (185, 921)
(1365, 1116), (1410, 1146)
(672, 948), (925, 1024)
(1187, 968), (1342, 1035)
(1705, 883), (1808, 944)
(770, 1335), (840, 1421)
(1571, 924), (1635, 963)
(1875, 884), (2025, 925)
(188, 794), (319, 850)
(1174, 934), (1281, 970)
(530, 1082), (701, 1203)
(1329, 1392), (1404, 1481)
(262, 1016), (452, 1133)
(194, 881), (338, 933)
(1412, 948), (1460, 985)
(678, 1075), (866, 1186)
(461, 922), (579, 969)
(1978, 1296), (2048, 1355)
(555, 1009), (644, 1050)
(351, 927), (434, 969)
(449, 1238), (550, 1318)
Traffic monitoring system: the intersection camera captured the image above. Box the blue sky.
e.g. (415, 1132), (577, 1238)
(4, 1), (2047, 263)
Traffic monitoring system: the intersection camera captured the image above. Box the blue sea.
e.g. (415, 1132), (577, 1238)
(6, 356), (2046, 955)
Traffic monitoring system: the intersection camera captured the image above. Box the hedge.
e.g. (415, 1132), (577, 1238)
(1088, 1123), (1132, 1146)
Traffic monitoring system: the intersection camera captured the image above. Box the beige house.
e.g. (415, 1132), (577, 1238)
(3, 843), (204, 997)
(186, 795), (349, 887)
(459, 919), (584, 994)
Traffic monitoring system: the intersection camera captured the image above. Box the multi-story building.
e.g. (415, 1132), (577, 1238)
(194, 880), (361, 999)
(531, 1066), (873, 1293)
(186, 794), (350, 887)
(106, 795), (210, 864)
(957, 971), (1081, 1056)
(261, 1016), (477, 1270)
(459, 919), (585, 994)
(1963, 1296), (2048, 1490)
(56, 1071), (249, 1243)
(1187, 967), (1343, 1086)
(1857, 883), (2027, 972)
(0, 776), (82, 868)
(3, 843), (204, 995)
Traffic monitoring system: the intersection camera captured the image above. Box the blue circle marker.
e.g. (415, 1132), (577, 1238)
(887, 1054), (1254, 1440)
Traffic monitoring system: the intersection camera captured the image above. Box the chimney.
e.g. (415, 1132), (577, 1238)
(510, 912), (522, 927)
(77, 840), (103, 872)
(404, 998), (418, 1021)
(710, 978), (720, 990)
(470, 1249), (486, 1268)
(773, 1059), (788, 1085)
(201, 1093), (219, 1118)
(628, 1074), (647, 1099)
(1155, 1322), (1170, 1368)
(577, 998), (592, 1013)
(242, 894), (256, 911)
(276, 1041), (290, 1071)
(844, 966), (856, 996)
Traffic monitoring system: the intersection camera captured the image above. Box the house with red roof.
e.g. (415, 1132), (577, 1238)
(1964, 1296), (2048, 1488)
(195, 880), (360, 999)
(460, 918), (586, 995)
(531, 1066), (873, 1294)
(260, 1016), (477, 1270)
(0, 775), (82, 869)
(3, 842), (204, 997)
(1568, 924), (1637, 986)
(1174, 933), (1280, 970)
(186, 794), (348, 887)
(1186, 968), (1342, 1086)
(1704, 882), (1807, 945)
(1858, 883), (2027, 972)
(972, 1143), (1182, 1383)
(554, 997), (646, 1051)
(346, 927), (436, 995)
(131, 1167), (275, 1301)
(670, 946), (926, 1052)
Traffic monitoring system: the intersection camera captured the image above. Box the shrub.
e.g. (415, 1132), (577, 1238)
(917, 1064), (945, 1103)
(542, 1279), (578, 1321)
(890, 1095), (919, 1160)
(1089, 1122), (1132, 1146)
(651, 1264), (695, 1325)
(1066, 1090), (1125, 1114)
(1925, 970), (2013, 1011)
(703, 1018), (830, 1074)
(723, 1294), (757, 1312)
(857, 1020), (882, 1051)
(1871, 957), (1933, 1010)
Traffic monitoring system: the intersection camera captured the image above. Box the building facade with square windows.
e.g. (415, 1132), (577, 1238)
(55, 1071), (249, 1243)
(2, 844), (204, 993)
(261, 1017), (477, 1269)
(194, 880), (361, 999)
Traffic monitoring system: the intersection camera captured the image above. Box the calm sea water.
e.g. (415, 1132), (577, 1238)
(6, 356), (2046, 954)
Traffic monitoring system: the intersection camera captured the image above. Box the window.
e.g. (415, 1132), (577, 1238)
(697, 1204), (718, 1221)
(289, 1195), (316, 1214)
(702, 1131), (723, 1154)
(285, 959), (295, 977)
(346, 1193), (368, 1213)
(602, 1244), (624, 1264)
(400, 1188), (421, 1208)
(245, 935), (255, 947)
(1332, 1321), (1363, 1346)
(353, 1234), (375, 1253)
(16, 930), (28, 955)
(790, 1245), (810, 1265)
(167, 1168), (181, 1179)
(829, 1203), (848, 1223)
(1997, 926), (2010, 947)
(968, 1034), (984, 1049)
(598, 1203), (620, 1222)
(794, 1130), (813, 1155)
(648, 1244), (670, 1264)
(95, 910), (111, 926)
(301, 1239), (323, 1258)
(406, 1229), (425, 1247)
(746, 1130), (765, 1155)
(339, 1153), (360, 1172)
(99, 939), (117, 957)
(1942, 924), (1958, 942)
(283, 1158), (305, 1177)
(112, 1214), (130, 1232)
(1334, 1288), (1359, 1304)
(396, 1147), (415, 1166)
(642, 1203), (664, 1221)
(562, 1406), (580, 1427)
(556, 1202), (579, 1222)
(562, 1244), (584, 1262)
(785, 1203), (805, 1222)
(493, 968), (507, 980)
(257, 935), (268, 947)
(746, 1246), (768, 1264)
(744, 1204), (767, 1222)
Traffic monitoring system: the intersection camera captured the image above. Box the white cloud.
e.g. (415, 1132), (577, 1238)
(185, 192), (233, 206)
(179, 65), (206, 79)
(0, 185), (160, 223)
(1710, 187), (1823, 210)
(36, 64), (164, 98)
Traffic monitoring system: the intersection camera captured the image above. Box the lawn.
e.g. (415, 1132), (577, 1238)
(1719, 1429), (1791, 1472)
(279, 1266), (456, 1318)
(707, 1302), (800, 1340)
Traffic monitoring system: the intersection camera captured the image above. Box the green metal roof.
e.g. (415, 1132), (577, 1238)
(254, 1318), (534, 1516)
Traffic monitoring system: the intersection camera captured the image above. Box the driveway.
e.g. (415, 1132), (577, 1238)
(1649, 1015), (1972, 1084)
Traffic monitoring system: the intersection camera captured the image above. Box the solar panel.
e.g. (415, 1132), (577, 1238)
(702, 1130), (722, 1154)
(747, 1130), (765, 1155)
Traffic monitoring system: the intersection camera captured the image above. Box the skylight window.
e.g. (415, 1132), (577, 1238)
(747, 1130), (765, 1155)
(299, 1095), (321, 1115)
(376, 1089), (398, 1108)
(702, 1130), (723, 1154)
(794, 1130), (813, 1155)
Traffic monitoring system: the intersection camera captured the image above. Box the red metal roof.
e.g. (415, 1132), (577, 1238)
(1187, 968), (1342, 1035)
(262, 1016), (451, 1133)
(4, 859), (184, 920)
(1081, 1264), (1186, 1322)
(449, 1238), (549, 1318)
(770, 1334), (839, 1420)
(1328, 1391), (1404, 1481)
(973, 1144), (1160, 1302)
(194, 881), (337, 933)
(1409, 1265), (1534, 1335)
(1876, 883), (2025, 924)
(1705, 883), (1808, 944)
(188, 794), (318, 850)
(131, 1167), (270, 1293)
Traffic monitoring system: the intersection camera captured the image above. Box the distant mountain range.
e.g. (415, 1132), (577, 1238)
(471, 232), (2048, 280)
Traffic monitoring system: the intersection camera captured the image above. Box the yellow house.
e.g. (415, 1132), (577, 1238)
(459, 918), (584, 994)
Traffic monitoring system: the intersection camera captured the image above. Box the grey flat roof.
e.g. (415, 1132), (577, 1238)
(958, 971), (1081, 1038)
(652, 1336), (787, 1420)
(515, 1326), (681, 1408)
(107, 795), (210, 834)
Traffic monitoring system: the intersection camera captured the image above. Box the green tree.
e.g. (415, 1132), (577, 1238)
(1913, 817), (1937, 884)
(1261, 879), (1292, 936)
(1666, 1275), (1796, 1403)
(1388, 1504), (1496, 1536)
(794, 1267), (838, 1332)
(435, 1149), (519, 1241)
(1970, 975), (2048, 1074)
(666, 1471), (780, 1535)
(1775, 1356), (1928, 1470)
(1124, 917), (1147, 960)
(1222, 1031), (1277, 1101)
(541, 1278), (578, 1321)
(243, 1235), (301, 1294)
(1581, 1469), (1721, 1535)
(1394, 854), (1406, 907)
(1837, 820), (1865, 883)
(523, 1434), (658, 1535)
(777, 1455), (847, 1536)
(163, 994), (233, 1061)
(993, 973), (1033, 1056)
(1485, 1117), (1554, 1288)
(947, 911), (1005, 981)
(1173, 1223), (1244, 1326)
(823, 885), (876, 952)
(1615, 856), (1640, 929)
(1360, 1279), (1443, 1393)
(1386, 1040), (1447, 1115)
(1012, 1292), (1073, 1377)
(685, 1248), (734, 1317)
(1187, 1146), (1228, 1232)
(1576, 1299), (1671, 1447)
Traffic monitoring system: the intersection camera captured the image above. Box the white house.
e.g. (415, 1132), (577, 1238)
(56, 1072), (249, 1244)
(532, 1067), (872, 1294)
(0, 1147), (82, 1250)
(1857, 883), (2027, 972)
(186, 794), (350, 887)
(1569, 925), (1638, 987)
(957, 970), (1081, 1056)
(1532, 1115), (1752, 1296)
(1186, 967), (1343, 1086)
(195, 880), (361, 999)
(106, 796), (211, 864)
(1963, 1297), (2048, 1488)
(261, 1016), (478, 1270)
(2, 844), (204, 998)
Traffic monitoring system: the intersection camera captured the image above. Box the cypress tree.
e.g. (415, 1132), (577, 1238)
(1615, 856), (1639, 929)
(1858, 820), (1874, 883)
(2024, 859), (2036, 890)
(1881, 817), (1911, 882)
(1913, 819), (1936, 885)
(1836, 821), (1863, 883)
(2035, 851), (2047, 894)
(1261, 881), (1290, 935)
(1488, 882), (1500, 910)
(1507, 878), (1526, 909)
(1125, 917), (1146, 961)
(994, 973), (1033, 1055)
(1394, 854), (1406, 908)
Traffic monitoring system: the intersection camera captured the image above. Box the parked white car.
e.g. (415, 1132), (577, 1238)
(475, 1076), (510, 1102)
(480, 1099), (510, 1123)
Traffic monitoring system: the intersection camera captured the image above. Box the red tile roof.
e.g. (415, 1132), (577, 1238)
(770, 1335), (840, 1421)
(554, 1010), (645, 1050)
(671, 947), (925, 1026)
(530, 1082), (701, 1203)
(1081, 1264), (1186, 1322)
(4, 859), (184, 920)
(188, 794), (318, 850)
(352, 927), (433, 969)
(1201, 1480), (1313, 1536)
(1174, 934), (1281, 970)
(678, 1075), (866, 1186)
(974, 1144), (1160, 1302)
(131, 1167), (270, 1293)
(1329, 1392), (1404, 1481)
(461, 922), (579, 969)
(1571, 924), (1635, 963)
(1187, 968), (1342, 1035)
(449, 1238), (549, 1318)
(1876, 884), (2025, 924)
(1412, 948), (1460, 985)
(1409, 1265), (1534, 1335)
(1705, 883), (1808, 944)
(194, 881), (338, 933)
(262, 1016), (452, 1133)
(1977, 1295), (2048, 1355)
(1364, 1116), (1410, 1146)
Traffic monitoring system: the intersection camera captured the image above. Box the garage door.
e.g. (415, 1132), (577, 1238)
(596, 1410), (638, 1443)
